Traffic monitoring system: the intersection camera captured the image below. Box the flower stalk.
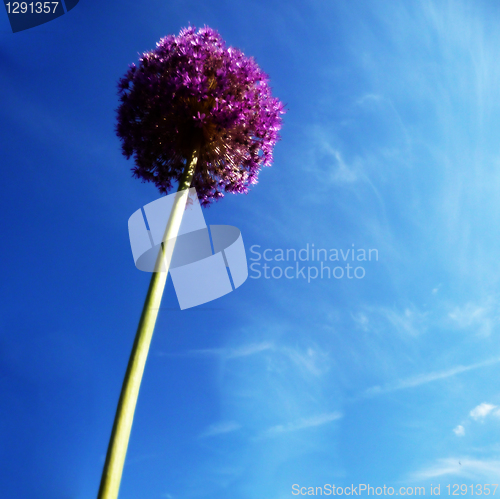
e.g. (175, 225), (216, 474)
(97, 147), (200, 499)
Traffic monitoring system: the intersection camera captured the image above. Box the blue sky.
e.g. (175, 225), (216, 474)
(2, 0), (500, 497)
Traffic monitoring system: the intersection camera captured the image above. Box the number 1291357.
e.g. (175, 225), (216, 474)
(5, 2), (59, 14)
(446, 484), (499, 495)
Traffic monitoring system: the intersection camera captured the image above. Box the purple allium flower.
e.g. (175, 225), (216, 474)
(116, 26), (286, 206)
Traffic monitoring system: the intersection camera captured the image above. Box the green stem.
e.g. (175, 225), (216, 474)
(97, 147), (200, 499)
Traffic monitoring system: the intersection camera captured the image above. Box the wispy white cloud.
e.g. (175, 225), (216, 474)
(263, 412), (342, 437)
(408, 457), (462, 480)
(354, 93), (413, 158)
(158, 341), (274, 359)
(330, 149), (358, 183)
(448, 299), (500, 336)
(355, 93), (383, 106)
(163, 341), (332, 380)
(408, 457), (500, 482)
(365, 356), (500, 397)
(452, 402), (500, 439)
(299, 125), (386, 201)
(281, 346), (330, 377)
(353, 304), (429, 337)
(351, 311), (370, 332)
(305, 133), (360, 185)
(355, 297), (499, 342)
(470, 403), (498, 421)
(221, 342), (274, 359)
(381, 306), (428, 337)
(199, 421), (242, 438)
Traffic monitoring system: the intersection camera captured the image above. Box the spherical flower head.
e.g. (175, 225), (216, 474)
(116, 26), (286, 206)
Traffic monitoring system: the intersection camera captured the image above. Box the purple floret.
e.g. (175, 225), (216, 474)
(116, 26), (286, 206)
